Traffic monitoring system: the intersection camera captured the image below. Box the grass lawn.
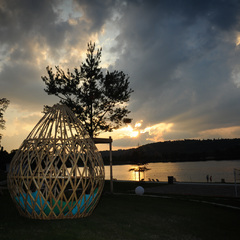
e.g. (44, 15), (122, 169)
(1, 181), (240, 240)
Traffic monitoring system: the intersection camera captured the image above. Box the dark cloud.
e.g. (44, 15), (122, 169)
(0, 0), (58, 45)
(2, 0), (240, 151)
(74, 0), (118, 32)
(0, 61), (53, 111)
(110, 0), (240, 140)
(0, 0), (113, 110)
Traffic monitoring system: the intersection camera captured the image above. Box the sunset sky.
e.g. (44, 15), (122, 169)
(1, 0), (240, 152)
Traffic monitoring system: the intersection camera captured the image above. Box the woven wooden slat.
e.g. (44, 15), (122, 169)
(7, 104), (105, 219)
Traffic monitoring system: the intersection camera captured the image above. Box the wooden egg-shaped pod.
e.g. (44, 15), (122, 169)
(7, 104), (105, 219)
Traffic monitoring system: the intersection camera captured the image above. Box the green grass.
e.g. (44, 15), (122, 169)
(1, 185), (240, 240)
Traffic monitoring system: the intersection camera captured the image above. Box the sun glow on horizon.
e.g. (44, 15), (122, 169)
(140, 122), (174, 142)
(118, 124), (139, 138)
(109, 120), (174, 140)
(96, 119), (175, 152)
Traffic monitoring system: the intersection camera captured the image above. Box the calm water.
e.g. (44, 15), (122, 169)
(104, 160), (240, 182)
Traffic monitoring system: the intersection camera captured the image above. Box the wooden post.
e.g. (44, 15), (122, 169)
(92, 137), (114, 194)
(234, 169), (238, 197)
(109, 136), (113, 194)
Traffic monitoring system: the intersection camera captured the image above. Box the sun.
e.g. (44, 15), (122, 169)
(117, 124), (140, 138)
(130, 130), (139, 138)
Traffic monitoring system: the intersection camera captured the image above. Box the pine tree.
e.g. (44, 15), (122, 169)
(42, 42), (133, 137)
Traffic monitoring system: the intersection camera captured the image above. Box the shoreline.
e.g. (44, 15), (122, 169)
(104, 180), (240, 198)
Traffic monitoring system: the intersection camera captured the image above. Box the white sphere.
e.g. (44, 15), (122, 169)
(135, 186), (144, 195)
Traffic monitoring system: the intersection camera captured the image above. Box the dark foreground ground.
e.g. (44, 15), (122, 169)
(1, 176), (240, 240)
(1, 187), (240, 240)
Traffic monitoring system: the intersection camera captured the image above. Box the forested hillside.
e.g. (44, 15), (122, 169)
(101, 138), (240, 165)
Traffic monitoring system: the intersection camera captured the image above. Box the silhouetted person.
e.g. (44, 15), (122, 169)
(206, 175), (209, 182)
(210, 175), (212, 182)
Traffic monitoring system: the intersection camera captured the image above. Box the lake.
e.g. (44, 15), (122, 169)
(104, 160), (240, 182)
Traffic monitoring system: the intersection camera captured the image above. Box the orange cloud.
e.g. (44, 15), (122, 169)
(140, 122), (174, 142)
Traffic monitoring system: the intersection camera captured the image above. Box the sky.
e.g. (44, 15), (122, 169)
(2, 0), (240, 152)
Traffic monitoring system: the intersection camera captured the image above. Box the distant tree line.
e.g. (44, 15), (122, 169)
(101, 138), (240, 165)
(2, 138), (240, 170)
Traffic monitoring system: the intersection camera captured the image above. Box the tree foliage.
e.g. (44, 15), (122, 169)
(0, 98), (10, 145)
(42, 42), (133, 137)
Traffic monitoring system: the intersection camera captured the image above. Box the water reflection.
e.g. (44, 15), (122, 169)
(104, 160), (240, 182)
(129, 166), (150, 181)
